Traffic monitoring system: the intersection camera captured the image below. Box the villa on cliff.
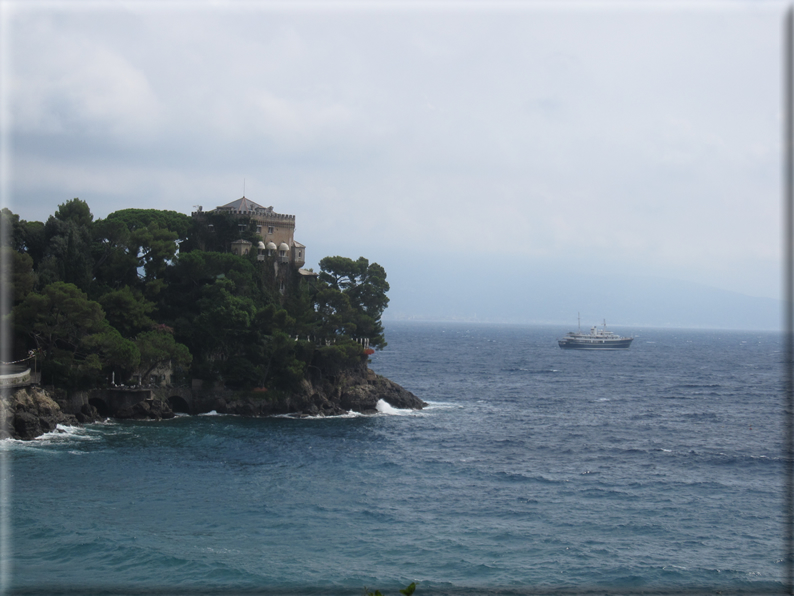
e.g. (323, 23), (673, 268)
(191, 196), (316, 279)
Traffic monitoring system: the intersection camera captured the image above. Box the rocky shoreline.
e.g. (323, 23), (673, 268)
(1, 364), (426, 440)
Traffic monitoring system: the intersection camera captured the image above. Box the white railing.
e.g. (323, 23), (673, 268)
(0, 368), (31, 387)
(293, 336), (371, 348)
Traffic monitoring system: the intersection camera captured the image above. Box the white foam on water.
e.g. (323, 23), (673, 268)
(337, 410), (366, 418)
(37, 424), (97, 441)
(376, 399), (416, 415)
(275, 410), (365, 420)
(198, 410), (220, 416)
(0, 424), (100, 449)
(423, 401), (462, 410)
(314, 410), (365, 419)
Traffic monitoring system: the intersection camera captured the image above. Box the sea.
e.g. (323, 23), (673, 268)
(3, 322), (786, 595)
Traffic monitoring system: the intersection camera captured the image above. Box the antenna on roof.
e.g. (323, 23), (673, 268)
(243, 178), (245, 198)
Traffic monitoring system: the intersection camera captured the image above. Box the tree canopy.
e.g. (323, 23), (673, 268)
(6, 201), (391, 392)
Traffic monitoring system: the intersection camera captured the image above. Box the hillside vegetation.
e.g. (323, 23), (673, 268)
(3, 199), (389, 393)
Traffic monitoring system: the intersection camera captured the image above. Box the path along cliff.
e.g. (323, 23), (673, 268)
(1, 361), (426, 440)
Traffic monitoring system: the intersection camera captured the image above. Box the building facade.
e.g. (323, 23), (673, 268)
(192, 196), (306, 268)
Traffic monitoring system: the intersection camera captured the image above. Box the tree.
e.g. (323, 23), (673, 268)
(184, 278), (257, 373)
(135, 329), (192, 384)
(130, 224), (180, 284)
(180, 211), (259, 254)
(98, 286), (155, 339)
(12, 282), (139, 388)
(91, 217), (140, 292)
(54, 198), (93, 228)
(36, 199), (95, 292)
(105, 208), (193, 239)
(313, 286), (358, 340)
(318, 256), (390, 348)
(0, 247), (36, 313)
(243, 304), (306, 390)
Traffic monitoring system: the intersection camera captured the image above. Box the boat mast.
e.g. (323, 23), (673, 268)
(578, 312), (581, 332)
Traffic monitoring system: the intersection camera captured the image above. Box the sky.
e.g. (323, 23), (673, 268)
(1, 0), (787, 329)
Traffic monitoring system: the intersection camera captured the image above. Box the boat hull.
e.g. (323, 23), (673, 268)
(558, 338), (634, 350)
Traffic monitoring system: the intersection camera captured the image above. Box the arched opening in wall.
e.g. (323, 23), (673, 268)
(89, 398), (110, 417)
(168, 395), (191, 414)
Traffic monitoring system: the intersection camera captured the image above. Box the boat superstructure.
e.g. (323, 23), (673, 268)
(558, 315), (634, 350)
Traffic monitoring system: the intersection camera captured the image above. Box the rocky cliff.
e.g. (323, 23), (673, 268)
(216, 363), (426, 417)
(1, 387), (80, 440)
(3, 363), (426, 440)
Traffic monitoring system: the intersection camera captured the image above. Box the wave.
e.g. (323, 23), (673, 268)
(422, 401), (464, 410)
(274, 410), (366, 420)
(376, 399), (417, 416)
(198, 410), (223, 416)
(0, 423), (99, 449)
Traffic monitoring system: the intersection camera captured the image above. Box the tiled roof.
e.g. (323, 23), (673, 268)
(217, 197), (269, 212)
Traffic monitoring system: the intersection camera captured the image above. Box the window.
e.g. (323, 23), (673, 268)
(256, 226), (262, 234)
(268, 226), (274, 234)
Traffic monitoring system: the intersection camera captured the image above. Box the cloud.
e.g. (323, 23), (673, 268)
(11, 13), (162, 139)
(5, 4), (785, 315)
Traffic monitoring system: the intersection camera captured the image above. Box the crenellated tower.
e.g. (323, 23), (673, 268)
(192, 196), (306, 268)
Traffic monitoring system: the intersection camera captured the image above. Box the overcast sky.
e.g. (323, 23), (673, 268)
(1, 0), (787, 328)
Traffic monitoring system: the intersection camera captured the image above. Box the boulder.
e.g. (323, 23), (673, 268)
(3, 387), (81, 440)
(115, 399), (175, 420)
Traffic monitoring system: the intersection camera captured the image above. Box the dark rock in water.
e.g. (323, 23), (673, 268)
(336, 366), (426, 414)
(115, 399), (175, 421)
(304, 363), (425, 416)
(210, 362), (424, 418)
(2, 387), (81, 440)
(13, 411), (44, 440)
(369, 374), (427, 411)
(74, 403), (102, 424)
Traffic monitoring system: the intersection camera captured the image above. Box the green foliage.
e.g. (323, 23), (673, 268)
(98, 286), (155, 338)
(135, 329), (192, 382)
(1, 208), (22, 251)
(7, 200), (393, 393)
(318, 256), (389, 348)
(12, 282), (139, 389)
(0, 247), (36, 312)
(105, 208), (193, 239)
(37, 199), (95, 292)
(54, 198), (93, 227)
(92, 208), (192, 301)
(312, 340), (364, 377)
(180, 210), (259, 254)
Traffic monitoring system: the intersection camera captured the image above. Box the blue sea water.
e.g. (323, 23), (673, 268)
(4, 323), (786, 595)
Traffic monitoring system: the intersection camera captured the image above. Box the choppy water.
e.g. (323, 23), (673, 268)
(5, 323), (786, 595)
